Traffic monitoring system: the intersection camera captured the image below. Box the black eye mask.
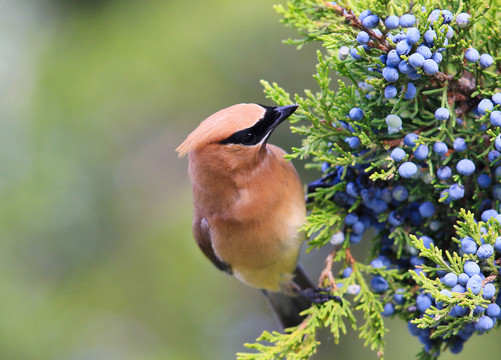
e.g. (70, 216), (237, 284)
(219, 104), (297, 146)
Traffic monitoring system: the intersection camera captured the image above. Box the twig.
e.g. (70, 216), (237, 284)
(318, 247), (339, 289)
(324, 2), (392, 52)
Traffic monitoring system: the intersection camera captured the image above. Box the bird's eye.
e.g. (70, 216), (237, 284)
(241, 132), (256, 145)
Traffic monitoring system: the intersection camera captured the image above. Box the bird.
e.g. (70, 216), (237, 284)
(176, 103), (314, 328)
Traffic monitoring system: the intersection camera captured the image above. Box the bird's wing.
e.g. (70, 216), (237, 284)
(193, 217), (233, 274)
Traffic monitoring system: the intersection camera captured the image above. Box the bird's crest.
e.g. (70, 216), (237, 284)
(176, 103), (266, 157)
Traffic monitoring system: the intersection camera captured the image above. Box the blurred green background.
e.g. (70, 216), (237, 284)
(2, 0), (499, 359)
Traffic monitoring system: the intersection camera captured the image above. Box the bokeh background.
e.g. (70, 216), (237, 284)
(2, 0), (500, 359)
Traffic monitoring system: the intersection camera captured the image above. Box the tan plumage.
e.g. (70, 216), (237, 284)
(177, 103), (310, 327)
(176, 104), (266, 157)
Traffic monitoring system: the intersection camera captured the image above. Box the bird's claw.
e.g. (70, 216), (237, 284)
(297, 287), (341, 304)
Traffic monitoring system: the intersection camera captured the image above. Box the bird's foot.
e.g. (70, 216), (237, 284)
(297, 287), (341, 304)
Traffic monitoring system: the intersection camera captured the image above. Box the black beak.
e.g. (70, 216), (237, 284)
(261, 104), (299, 146)
(274, 104), (299, 124)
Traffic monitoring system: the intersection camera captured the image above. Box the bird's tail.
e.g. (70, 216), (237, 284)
(261, 264), (314, 330)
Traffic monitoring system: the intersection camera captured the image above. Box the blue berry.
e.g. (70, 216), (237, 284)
(440, 189), (451, 203)
(382, 302), (395, 316)
(467, 274), (482, 294)
(414, 144), (429, 160)
(457, 159), (476, 175)
(431, 52), (443, 63)
(444, 273), (458, 287)
(490, 111), (501, 126)
(392, 185), (409, 201)
(428, 9), (441, 23)
(388, 211), (403, 226)
(385, 15), (400, 29)
(398, 60), (413, 74)
(408, 53), (425, 68)
(477, 244), (494, 259)
(345, 213), (359, 225)
(474, 305), (486, 314)
(488, 150), (500, 163)
(356, 31), (370, 44)
(477, 174), (492, 188)
(408, 321), (420, 336)
(458, 273), (470, 286)
(465, 48), (479, 63)
(399, 14), (416, 27)
(416, 293), (432, 313)
(435, 107), (449, 120)
(479, 54), (494, 68)
(349, 233), (362, 244)
(437, 166), (452, 180)
(451, 284), (466, 293)
(444, 25), (454, 39)
(359, 10), (372, 21)
(478, 99), (494, 115)
(406, 27), (420, 44)
(420, 236), (434, 249)
(350, 47), (362, 60)
(382, 67), (399, 82)
(346, 182), (358, 197)
(330, 232), (345, 245)
(449, 184), (465, 200)
(461, 237), (478, 254)
(449, 340), (464, 354)
(417, 45), (432, 59)
(345, 136), (360, 148)
(481, 209), (498, 221)
(495, 134), (501, 151)
(423, 29), (436, 44)
(407, 70), (421, 80)
(342, 266), (352, 278)
(386, 50), (400, 67)
(494, 185), (501, 200)
(396, 40), (411, 55)
(475, 316), (494, 332)
(371, 258), (386, 269)
(422, 59), (438, 74)
(363, 15), (380, 29)
(385, 85), (398, 99)
(456, 12), (470, 28)
(482, 283), (496, 299)
(419, 202), (435, 217)
(441, 10), (453, 23)
(450, 304), (468, 317)
(347, 284), (361, 295)
(404, 83), (416, 100)
(493, 92), (501, 105)
(464, 261), (480, 276)
(399, 161), (417, 178)
(453, 137), (467, 152)
(352, 221), (365, 234)
(486, 303), (501, 317)
(371, 275), (389, 293)
(433, 141), (448, 155)
(391, 147), (406, 161)
(394, 289), (405, 304)
(339, 46), (350, 60)
(386, 114), (402, 128)
(404, 133), (419, 147)
(349, 107), (364, 120)
(494, 236), (501, 252)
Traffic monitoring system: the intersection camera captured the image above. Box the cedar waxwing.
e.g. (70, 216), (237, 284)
(176, 103), (314, 328)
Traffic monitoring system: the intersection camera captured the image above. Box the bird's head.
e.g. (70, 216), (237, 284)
(176, 103), (298, 157)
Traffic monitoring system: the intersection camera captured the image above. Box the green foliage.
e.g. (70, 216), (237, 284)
(239, 0), (501, 359)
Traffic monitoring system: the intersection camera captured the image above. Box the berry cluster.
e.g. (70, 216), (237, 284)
(305, 3), (500, 356)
